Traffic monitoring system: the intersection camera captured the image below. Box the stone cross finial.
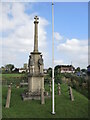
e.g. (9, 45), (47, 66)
(34, 16), (39, 23)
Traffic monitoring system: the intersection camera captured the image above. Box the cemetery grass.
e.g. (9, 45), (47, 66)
(1, 73), (26, 85)
(1, 73), (25, 80)
(2, 84), (88, 118)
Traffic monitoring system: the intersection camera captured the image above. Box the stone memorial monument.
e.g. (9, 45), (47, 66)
(22, 16), (44, 101)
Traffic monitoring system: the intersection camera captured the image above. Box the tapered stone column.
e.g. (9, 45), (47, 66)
(34, 16), (39, 52)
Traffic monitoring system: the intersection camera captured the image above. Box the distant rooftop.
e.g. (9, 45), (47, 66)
(58, 65), (75, 68)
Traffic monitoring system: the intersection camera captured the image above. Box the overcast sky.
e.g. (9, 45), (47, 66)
(0, 2), (88, 69)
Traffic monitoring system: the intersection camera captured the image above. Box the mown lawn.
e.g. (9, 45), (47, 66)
(2, 84), (88, 118)
(1, 73), (26, 86)
(1, 73), (25, 80)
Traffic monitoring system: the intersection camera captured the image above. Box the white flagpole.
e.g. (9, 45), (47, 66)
(52, 1), (55, 115)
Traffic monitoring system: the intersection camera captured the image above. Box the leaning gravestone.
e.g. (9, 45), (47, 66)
(49, 81), (51, 95)
(58, 83), (61, 95)
(41, 88), (45, 104)
(68, 86), (74, 101)
(5, 85), (11, 108)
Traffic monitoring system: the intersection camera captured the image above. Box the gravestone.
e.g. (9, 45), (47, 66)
(68, 86), (74, 101)
(16, 85), (19, 88)
(49, 81), (51, 95)
(58, 83), (61, 95)
(46, 91), (49, 96)
(22, 16), (44, 101)
(5, 85), (11, 108)
(41, 88), (45, 104)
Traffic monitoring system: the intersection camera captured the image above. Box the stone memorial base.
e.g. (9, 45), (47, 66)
(21, 87), (41, 100)
(28, 74), (44, 93)
(21, 73), (45, 101)
(21, 90), (51, 101)
(22, 94), (41, 100)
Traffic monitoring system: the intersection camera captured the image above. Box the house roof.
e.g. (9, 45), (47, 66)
(59, 65), (75, 69)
